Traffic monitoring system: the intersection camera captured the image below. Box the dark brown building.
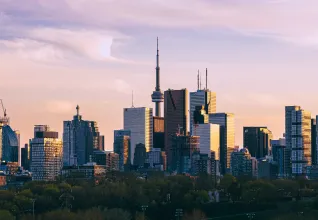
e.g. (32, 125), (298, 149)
(153, 116), (164, 150)
(164, 89), (188, 169)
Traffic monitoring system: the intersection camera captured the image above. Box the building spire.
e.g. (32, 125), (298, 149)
(76, 105), (79, 116)
(206, 68), (208, 90)
(197, 70), (199, 91)
(199, 71), (202, 90)
(132, 90), (135, 108)
(152, 37), (164, 117)
(156, 37), (160, 90)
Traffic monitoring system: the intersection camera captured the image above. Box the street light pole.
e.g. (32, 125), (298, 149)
(31, 199), (36, 220)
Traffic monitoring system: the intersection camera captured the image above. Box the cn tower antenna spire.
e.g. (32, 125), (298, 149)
(151, 37), (164, 117)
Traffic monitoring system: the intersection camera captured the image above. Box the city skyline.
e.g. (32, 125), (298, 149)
(2, 1), (318, 149)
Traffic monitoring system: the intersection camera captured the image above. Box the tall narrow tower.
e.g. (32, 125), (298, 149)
(151, 37), (164, 117)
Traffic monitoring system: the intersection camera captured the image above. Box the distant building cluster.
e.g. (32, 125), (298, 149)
(2, 39), (318, 187)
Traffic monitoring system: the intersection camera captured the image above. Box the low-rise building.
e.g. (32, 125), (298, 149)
(62, 162), (106, 180)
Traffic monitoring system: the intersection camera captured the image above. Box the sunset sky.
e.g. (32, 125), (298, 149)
(1, 0), (318, 149)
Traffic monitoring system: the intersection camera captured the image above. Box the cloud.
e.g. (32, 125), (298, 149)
(2, 0), (318, 64)
(0, 26), (134, 63)
(110, 79), (132, 95)
(45, 100), (75, 114)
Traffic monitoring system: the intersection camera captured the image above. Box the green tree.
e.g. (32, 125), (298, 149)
(0, 209), (15, 220)
(220, 174), (236, 191)
(182, 209), (206, 220)
(104, 208), (131, 220)
(39, 209), (77, 220)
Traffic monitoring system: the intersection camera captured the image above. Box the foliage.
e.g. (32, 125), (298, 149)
(182, 209), (206, 220)
(220, 174), (236, 191)
(0, 209), (15, 220)
(3, 172), (318, 219)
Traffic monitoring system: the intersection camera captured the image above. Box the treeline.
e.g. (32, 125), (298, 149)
(2, 172), (318, 219)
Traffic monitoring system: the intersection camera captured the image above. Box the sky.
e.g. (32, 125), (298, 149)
(1, 0), (318, 150)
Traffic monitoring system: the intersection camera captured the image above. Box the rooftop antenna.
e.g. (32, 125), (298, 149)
(197, 70), (199, 91)
(199, 71), (202, 90)
(206, 68), (208, 90)
(132, 90), (135, 108)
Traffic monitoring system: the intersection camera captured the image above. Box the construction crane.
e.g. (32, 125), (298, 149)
(0, 99), (9, 125)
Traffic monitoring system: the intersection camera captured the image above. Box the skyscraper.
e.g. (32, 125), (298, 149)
(153, 116), (164, 150)
(193, 105), (209, 126)
(63, 105), (102, 166)
(312, 119), (317, 165)
(285, 106), (311, 176)
(133, 143), (147, 168)
(30, 125), (62, 181)
(243, 127), (273, 159)
(0, 123), (2, 162)
(190, 74), (216, 135)
(195, 123), (220, 158)
(99, 135), (105, 151)
(124, 107), (153, 164)
(209, 113), (235, 174)
(151, 37), (164, 117)
(164, 89), (188, 167)
(113, 129), (131, 171)
(230, 148), (257, 178)
(1, 125), (19, 163)
(170, 133), (200, 174)
(21, 143), (30, 170)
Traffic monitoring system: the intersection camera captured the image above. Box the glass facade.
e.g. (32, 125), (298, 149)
(1, 125), (19, 163)
(30, 125), (63, 181)
(124, 107), (153, 164)
(209, 113), (235, 174)
(63, 109), (102, 166)
(243, 127), (273, 159)
(113, 130), (131, 171)
(195, 123), (220, 160)
(164, 89), (188, 168)
(190, 90), (216, 135)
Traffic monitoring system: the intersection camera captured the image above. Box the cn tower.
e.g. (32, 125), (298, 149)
(151, 37), (164, 117)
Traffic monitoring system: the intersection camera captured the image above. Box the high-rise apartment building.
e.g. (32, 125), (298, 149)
(209, 113), (235, 174)
(271, 138), (291, 178)
(285, 106), (311, 176)
(230, 148), (258, 178)
(124, 107), (153, 164)
(63, 106), (101, 166)
(148, 148), (165, 169)
(190, 89), (216, 135)
(312, 119), (317, 165)
(113, 130), (131, 171)
(243, 127), (273, 159)
(99, 135), (105, 151)
(164, 89), (188, 167)
(133, 143), (147, 168)
(30, 125), (63, 181)
(195, 123), (220, 158)
(170, 133), (200, 173)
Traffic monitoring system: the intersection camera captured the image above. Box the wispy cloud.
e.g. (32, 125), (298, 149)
(2, 0), (318, 52)
(45, 100), (75, 114)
